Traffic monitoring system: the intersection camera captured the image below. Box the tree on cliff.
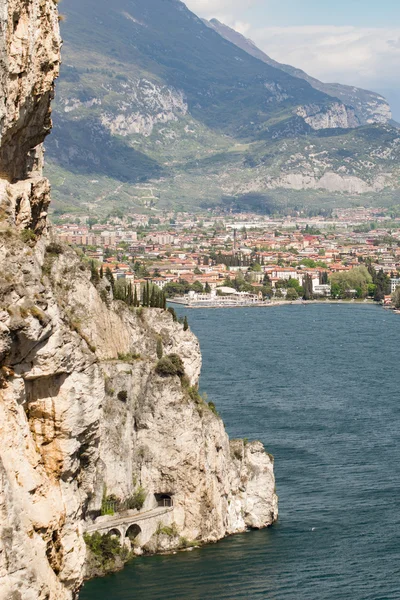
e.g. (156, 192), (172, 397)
(90, 261), (100, 285)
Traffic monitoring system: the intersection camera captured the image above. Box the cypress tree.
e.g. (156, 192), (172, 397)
(155, 290), (160, 308)
(105, 267), (115, 294)
(303, 274), (313, 300)
(146, 281), (150, 307)
(133, 287), (138, 307)
(127, 283), (133, 306)
(183, 316), (189, 331)
(150, 287), (156, 308)
(142, 284), (147, 307)
(156, 337), (163, 359)
(100, 266), (104, 279)
(90, 261), (100, 285)
(168, 307), (177, 322)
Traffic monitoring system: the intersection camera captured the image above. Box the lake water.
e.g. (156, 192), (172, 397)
(80, 304), (400, 600)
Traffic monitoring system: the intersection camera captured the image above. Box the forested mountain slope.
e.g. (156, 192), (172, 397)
(45, 0), (400, 214)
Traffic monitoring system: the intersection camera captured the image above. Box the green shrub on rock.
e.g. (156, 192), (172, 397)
(126, 486), (146, 510)
(83, 532), (121, 562)
(156, 357), (178, 377)
(155, 354), (185, 378)
(20, 229), (37, 244)
(46, 242), (63, 255)
(168, 354), (185, 377)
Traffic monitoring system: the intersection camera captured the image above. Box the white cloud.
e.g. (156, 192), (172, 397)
(249, 26), (400, 94)
(184, 0), (256, 18)
(183, 0), (257, 31)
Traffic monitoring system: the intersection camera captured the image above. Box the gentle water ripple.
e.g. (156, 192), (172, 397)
(80, 304), (400, 600)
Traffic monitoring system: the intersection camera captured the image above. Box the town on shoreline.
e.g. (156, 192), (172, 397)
(52, 205), (400, 312)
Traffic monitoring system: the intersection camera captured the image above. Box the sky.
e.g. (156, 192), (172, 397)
(184, 0), (400, 119)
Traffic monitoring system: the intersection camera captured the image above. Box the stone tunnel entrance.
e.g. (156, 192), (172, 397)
(155, 493), (173, 508)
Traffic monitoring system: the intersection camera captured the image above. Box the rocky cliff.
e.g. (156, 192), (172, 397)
(0, 2), (278, 599)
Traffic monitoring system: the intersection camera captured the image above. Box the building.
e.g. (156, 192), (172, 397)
(181, 289), (263, 306)
(390, 278), (400, 293)
(312, 283), (332, 297)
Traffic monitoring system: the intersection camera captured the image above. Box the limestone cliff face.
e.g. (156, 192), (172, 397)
(0, 233), (277, 600)
(0, 0), (60, 235)
(295, 102), (360, 130)
(0, 2), (278, 599)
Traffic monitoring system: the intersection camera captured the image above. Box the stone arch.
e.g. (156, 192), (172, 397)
(108, 528), (122, 538)
(125, 523), (141, 541)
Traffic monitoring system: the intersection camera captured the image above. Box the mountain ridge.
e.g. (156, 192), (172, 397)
(45, 0), (400, 214)
(206, 18), (392, 127)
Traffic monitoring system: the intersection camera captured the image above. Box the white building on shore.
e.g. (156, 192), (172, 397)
(184, 288), (263, 306)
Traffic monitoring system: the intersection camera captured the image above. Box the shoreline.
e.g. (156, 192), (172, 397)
(168, 299), (380, 310)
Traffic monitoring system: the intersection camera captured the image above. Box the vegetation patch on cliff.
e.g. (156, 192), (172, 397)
(83, 532), (131, 579)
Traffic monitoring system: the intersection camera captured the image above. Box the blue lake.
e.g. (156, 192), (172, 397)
(80, 304), (400, 600)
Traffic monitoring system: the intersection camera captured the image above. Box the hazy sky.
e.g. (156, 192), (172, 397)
(184, 0), (400, 119)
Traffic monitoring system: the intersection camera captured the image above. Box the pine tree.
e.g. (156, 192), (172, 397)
(205, 282), (211, 294)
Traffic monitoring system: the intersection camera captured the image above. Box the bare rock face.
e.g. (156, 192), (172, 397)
(99, 78), (188, 138)
(0, 236), (278, 600)
(0, 0), (60, 234)
(0, 2), (278, 599)
(295, 102), (360, 130)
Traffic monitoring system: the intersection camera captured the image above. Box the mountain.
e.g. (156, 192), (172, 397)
(206, 19), (392, 127)
(45, 0), (400, 214)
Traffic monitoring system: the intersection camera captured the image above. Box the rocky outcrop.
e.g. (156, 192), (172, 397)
(100, 79), (188, 137)
(266, 172), (391, 194)
(59, 78), (188, 138)
(96, 355), (277, 545)
(0, 226), (278, 600)
(295, 102), (360, 130)
(0, 2), (278, 599)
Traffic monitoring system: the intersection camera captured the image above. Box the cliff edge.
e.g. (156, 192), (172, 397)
(0, 1), (278, 599)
